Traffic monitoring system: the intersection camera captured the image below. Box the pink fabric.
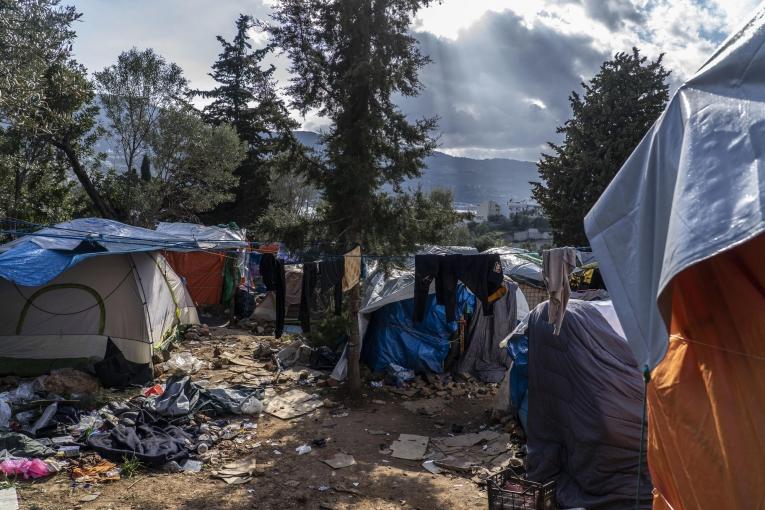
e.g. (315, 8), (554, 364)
(0, 458), (51, 479)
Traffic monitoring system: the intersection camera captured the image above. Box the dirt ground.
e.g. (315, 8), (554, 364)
(16, 326), (508, 510)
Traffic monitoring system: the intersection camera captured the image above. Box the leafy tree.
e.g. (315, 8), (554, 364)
(0, 0), (113, 217)
(140, 154), (151, 182)
(0, 127), (77, 224)
(100, 107), (247, 225)
(267, 0), (440, 397)
(94, 48), (188, 179)
(532, 48), (670, 245)
(194, 14), (302, 226)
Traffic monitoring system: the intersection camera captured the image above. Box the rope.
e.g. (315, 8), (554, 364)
(635, 365), (650, 510)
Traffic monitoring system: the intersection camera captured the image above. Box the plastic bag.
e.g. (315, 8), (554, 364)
(0, 400), (11, 429)
(0, 458), (51, 479)
(386, 364), (414, 387)
(165, 352), (204, 375)
(240, 396), (263, 415)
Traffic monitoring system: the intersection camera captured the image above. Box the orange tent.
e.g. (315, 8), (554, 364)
(163, 251), (225, 306)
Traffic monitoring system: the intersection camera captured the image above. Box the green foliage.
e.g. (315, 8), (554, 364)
(532, 48), (670, 245)
(120, 456), (143, 478)
(95, 47), (188, 181)
(103, 108), (246, 225)
(0, 127), (77, 223)
(195, 14), (304, 227)
(267, 0), (448, 255)
(0, 0), (112, 217)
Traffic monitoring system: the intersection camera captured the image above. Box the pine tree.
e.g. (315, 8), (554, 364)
(140, 154), (151, 182)
(532, 48), (670, 245)
(268, 0), (439, 397)
(195, 14), (300, 227)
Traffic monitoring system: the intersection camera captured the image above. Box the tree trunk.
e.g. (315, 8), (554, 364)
(347, 281), (362, 401)
(57, 140), (117, 219)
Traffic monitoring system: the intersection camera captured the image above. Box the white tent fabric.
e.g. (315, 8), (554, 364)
(585, 8), (765, 370)
(155, 222), (248, 250)
(0, 253), (198, 366)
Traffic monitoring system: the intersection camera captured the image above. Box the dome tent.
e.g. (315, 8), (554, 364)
(0, 219), (199, 378)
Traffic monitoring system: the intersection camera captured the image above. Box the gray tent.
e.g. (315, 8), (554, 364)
(524, 300), (651, 509)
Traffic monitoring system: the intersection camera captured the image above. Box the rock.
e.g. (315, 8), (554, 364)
(436, 390), (448, 397)
(200, 324), (211, 336)
(213, 346), (222, 358)
(298, 370), (309, 381)
(257, 326), (265, 334)
(322, 398), (338, 408)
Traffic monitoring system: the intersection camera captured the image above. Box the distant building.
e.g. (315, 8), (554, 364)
(478, 200), (502, 222)
(512, 228), (553, 250)
(507, 199), (543, 217)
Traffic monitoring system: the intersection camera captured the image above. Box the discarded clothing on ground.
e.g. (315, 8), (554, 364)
(199, 387), (264, 415)
(0, 458), (52, 479)
(525, 300), (651, 509)
(0, 432), (54, 458)
(94, 338), (153, 388)
(71, 456), (120, 483)
(145, 375), (200, 417)
(87, 409), (192, 466)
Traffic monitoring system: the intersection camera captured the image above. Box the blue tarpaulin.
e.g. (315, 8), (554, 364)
(0, 219), (213, 287)
(362, 285), (475, 374)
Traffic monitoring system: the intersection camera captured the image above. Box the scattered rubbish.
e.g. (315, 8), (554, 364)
(143, 384), (164, 397)
(163, 461), (184, 473)
(352, 482), (360, 487)
(264, 389), (323, 420)
(212, 456), (258, 484)
(0, 432), (54, 458)
(181, 459), (203, 473)
(366, 429), (387, 436)
(51, 435), (76, 445)
(56, 445), (80, 458)
(71, 412), (105, 435)
(386, 364), (415, 386)
(165, 352), (204, 375)
(402, 399), (446, 416)
(197, 443), (209, 455)
(296, 444), (312, 455)
(0, 458), (51, 479)
(71, 457), (120, 483)
(422, 460), (443, 475)
(78, 493), (101, 503)
(273, 450), (282, 455)
(28, 402), (57, 435)
(371, 400), (385, 405)
(0, 488), (18, 510)
(370, 380), (383, 388)
(318, 485), (331, 492)
(312, 438), (327, 448)
(0, 401), (10, 429)
(390, 434), (429, 461)
(322, 452), (356, 469)
(331, 412), (349, 418)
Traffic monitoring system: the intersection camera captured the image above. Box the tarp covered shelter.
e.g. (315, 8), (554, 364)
(523, 300), (650, 509)
(584, 8), (765, 509)
(156, 222), (247, 306)
(0, 219), (199, 376)
(331, 246), (529, 380)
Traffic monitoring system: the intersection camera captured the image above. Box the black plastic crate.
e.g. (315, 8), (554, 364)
(487, 466), (557, 510)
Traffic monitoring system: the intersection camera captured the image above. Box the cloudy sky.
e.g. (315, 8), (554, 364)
(71, 0), (760, 161)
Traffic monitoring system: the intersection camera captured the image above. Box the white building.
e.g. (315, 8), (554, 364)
(507, 199), (543, 217)
(478, 200), (502, 222)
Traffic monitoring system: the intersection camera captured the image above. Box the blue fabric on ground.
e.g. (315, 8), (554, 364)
(362, 286), (474, 374)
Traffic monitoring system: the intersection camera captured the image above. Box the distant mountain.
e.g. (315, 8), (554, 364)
(294, 131), (538, 210)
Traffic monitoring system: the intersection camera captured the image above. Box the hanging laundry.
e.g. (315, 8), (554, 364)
(342, 246), (362, 291)
(319, 258), (344, 315)
(413, 253), (504, 323)
(259, 253), (286, 338)
(542, 247), (577, 335)
(299, 262), (319, 333)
